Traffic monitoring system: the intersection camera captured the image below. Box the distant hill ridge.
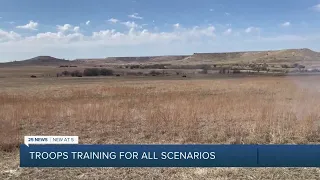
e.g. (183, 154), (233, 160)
(27, 56), (69, 62)
(182, 48), (320, 64)
(1, 48), (320, 66)
(1, 56), (70, 66)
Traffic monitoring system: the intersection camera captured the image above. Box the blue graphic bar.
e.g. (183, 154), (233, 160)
(20, 145), (320, 167)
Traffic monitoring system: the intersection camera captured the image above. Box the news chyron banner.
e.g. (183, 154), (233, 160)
(20, 136), (320, 167)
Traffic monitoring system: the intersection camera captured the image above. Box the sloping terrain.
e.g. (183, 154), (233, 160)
(53, 48), (320, 66)
(0, 56), (71, 67)
(254, 48), (320, 63)
(1, 48), (320, 67)
(174, 48), (320, 65)
(75, 55), (189, 65)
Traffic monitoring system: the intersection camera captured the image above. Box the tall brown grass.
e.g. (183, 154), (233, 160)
(0, 76), (319, 152)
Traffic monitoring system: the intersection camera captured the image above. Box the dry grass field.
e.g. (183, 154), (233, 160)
(1, 75), (320, 179)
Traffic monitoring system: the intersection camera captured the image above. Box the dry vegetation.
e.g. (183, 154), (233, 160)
(1, 76), (320, 179)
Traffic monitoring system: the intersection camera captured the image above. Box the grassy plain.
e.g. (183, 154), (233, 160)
(1, 75), (320, 179)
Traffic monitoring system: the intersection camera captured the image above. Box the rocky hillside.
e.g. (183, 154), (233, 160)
(174, 48), (320, 65)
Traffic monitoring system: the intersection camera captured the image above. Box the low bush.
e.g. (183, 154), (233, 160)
(82, 68), (113, 76)
(59, 68), (113, 77)
(149, 70), (162, 76)
(83, 68), (100, 76)
(100, 68), (114, 76)
(61, 71), (71, 76)
(71, 70), (83, 77)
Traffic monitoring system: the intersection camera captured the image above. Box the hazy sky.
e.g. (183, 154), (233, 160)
(1, 0), (320, 61)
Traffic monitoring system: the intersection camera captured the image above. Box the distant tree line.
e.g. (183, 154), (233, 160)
(58, 68), (114, 77)
(280, 63), (305, 69)
(59, 65), (78, 68)
(118, 63), (308, 71)
(121, 64), (171, 69)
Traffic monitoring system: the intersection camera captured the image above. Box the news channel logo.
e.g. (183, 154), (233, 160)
(24, 136), (79, 146)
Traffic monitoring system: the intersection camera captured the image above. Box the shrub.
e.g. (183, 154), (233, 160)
(219, 68), (228, 74)
(71, 70), (83, 77)
(149, 70), (162, 76)
(281, 64), (290, 68)
(293, 63), (299, 68)
(61, 71), (70, 76)
(130, 65), (140, 69)
(82, 68), (114, 76)
(233, 69), (241, 74)
(83, 68), (101, 76)
(200, 65), (211, 74)
(260, 67), (268, 71)
(100, 68), (114, 76)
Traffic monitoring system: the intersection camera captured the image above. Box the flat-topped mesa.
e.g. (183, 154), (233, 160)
(106, 56), (155, 62)
(105, 55), (190, 62)
(192, 52), (246, 60)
